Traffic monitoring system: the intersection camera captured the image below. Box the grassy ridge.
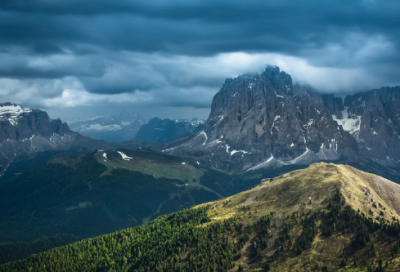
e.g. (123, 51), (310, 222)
(3, 163), (400, 271)
(4, 163), (400, 271)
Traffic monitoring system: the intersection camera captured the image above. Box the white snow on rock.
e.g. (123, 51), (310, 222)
(304, 119), (314, 127)
(79, 124), (122, 132)
(0, 104), (32, 126)
(182, 162), (186, 165)
(197, 131), (208, 145)
(197, 161), (200, 165)
(117, 151), (132, 161)
(332, 107), (361, 135)
(103, 152), (107, 159)
(274, 89), (284, 98)
(230, 150), (248, 156)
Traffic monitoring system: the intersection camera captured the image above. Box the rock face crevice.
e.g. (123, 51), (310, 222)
(163, 66), (400, 172)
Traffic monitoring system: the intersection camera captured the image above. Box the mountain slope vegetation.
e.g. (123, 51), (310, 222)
(0, 149), (294, 264)
(3, 163), (400, 271)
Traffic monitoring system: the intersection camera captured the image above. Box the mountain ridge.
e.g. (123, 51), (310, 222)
(3, 162), (400, 271)
(162, 66), (400, 172)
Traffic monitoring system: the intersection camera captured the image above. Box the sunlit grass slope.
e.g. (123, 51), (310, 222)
(3, 162), (400, 272)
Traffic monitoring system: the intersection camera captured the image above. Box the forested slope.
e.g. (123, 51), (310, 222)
(3, 163), (400, 271)
(0, 149), (279, 264)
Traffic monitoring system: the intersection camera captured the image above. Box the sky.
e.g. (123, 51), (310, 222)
(0, 0), (400, 120)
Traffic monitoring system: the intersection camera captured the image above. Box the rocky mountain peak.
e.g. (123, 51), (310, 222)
(0, 102), (75, 174)
(163, 66), (400, 172)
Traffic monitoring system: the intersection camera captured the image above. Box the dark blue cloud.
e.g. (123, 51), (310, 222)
(0, 0), (399, 113)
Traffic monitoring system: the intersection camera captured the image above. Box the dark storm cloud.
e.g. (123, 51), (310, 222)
(0, 0), (400, 111)
(1, 0), (399, 55)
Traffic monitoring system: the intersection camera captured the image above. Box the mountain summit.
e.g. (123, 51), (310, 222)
(0, 102), (76, 174)
(163, 66), (400, 172)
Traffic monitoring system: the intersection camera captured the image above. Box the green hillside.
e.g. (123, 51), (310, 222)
(0, 149), (283, 264)
(3, 163), (400, 271)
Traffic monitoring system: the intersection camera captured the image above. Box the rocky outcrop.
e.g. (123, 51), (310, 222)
(0, 103), (79, 174)
(162, 66), (359, 172)
(162, 66), (400, 172)
(343, 87), (400, 167)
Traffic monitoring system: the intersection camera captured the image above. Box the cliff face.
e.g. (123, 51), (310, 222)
(343, 87), (400, 166)
(163, 66), (400, 172)
(0, 103), (77, 174)
(163, 66), (359, 171)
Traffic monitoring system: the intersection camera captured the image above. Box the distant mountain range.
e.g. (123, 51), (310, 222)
(2, 65), (400, 174)
(135, 118), (204, 143)
(65, 111), (149, 143)
(66, 112), (205, 143)
(162, 66), (400, 172)
(0, 103), (157, 177)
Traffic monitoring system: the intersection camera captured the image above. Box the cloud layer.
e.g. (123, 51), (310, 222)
(0, 0), (400, 118)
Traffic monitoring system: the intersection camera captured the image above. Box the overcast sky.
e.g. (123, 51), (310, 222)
(0, 0), (399, 120)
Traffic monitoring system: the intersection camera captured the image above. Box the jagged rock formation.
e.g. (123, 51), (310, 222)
(0, 103), (160, 176)
(135, 118), (204, 143)
(163, 66), (358, 171)
(163, 66), (400, 172)
(0, 103), (80, 174)
(343, 87), (400, 167)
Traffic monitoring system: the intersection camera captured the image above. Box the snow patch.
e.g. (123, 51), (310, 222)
(304, 119), (314, 127)
(194, 131), (208, 145)
(332, 107), (361, 135)
(0, 104), (32, 126)
(274, 89), (284, 98)
(230, 150), (248, 156)
(79, 123), (122, 132)
(117, 151), (132, 161)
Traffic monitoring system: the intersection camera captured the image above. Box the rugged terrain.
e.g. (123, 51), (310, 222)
(0, 102), (79, 175)
(135, 117), (204, 143)
(0, 103), (160, 177)
(162, 66), (400, 172)
(3, 162), (400, 271)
